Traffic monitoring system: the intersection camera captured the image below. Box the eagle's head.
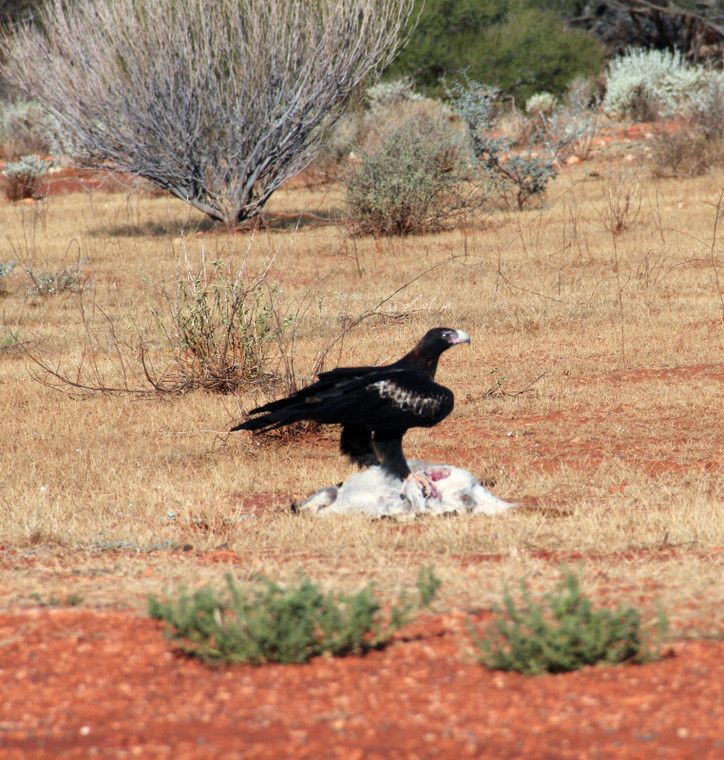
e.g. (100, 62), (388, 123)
(420, 327), (471, 352)
(403, 327), (470, 378)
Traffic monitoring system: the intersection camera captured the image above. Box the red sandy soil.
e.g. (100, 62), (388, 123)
(0, 607), (722, 760)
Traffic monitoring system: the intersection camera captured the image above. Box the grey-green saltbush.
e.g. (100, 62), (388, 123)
(345, 110), (474, 235)
(525, 92), (557, 117)
(25, 257), (89, 296)
(365, 77), (425, 112)
(0, 99), (77, 162)
(3, 154), (53, 200)
(149, 568), (440, 665)
(602, 47), (716, 121)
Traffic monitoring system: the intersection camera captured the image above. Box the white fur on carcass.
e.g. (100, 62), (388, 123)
(299, 460), (517, 517)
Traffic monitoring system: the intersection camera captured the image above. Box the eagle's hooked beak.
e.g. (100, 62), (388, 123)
(450, 329), (471, 345)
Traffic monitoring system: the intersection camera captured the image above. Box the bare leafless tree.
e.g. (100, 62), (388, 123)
(0, 0), (414, 227)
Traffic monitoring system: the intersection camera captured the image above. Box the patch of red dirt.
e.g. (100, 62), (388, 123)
(589, 120), (688, 150)
(451, 546), (722, 568)
(0, 608), (722, 759)
(596, 365), (724, 386)
(0, 166), (139, 199)
(41, 167), (139, 195)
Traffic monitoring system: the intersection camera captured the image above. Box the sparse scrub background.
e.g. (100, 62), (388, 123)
(387, 0), (606, 101)
(0, 0), (722, 649)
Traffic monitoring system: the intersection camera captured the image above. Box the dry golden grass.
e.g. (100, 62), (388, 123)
(0, 159), (722, 635)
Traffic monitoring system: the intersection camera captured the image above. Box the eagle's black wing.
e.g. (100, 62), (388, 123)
(232, 366), (453, 434)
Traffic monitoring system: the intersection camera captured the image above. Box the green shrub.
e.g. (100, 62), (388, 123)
(471, 570), (668, 675)
(149, 568), (440, 665)
(344, 109), (474, 235)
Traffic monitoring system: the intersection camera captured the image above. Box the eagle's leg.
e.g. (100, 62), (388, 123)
(371, 432), (410, 480)
(340, 424), (379, 468)
(372, 432), (438, 499)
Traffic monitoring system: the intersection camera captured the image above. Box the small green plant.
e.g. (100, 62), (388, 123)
(148, 568), (440, 665)
(29, 591), (83, 607)
(471, 570), (668, 675)
(24, 257), (89, 296)
(345, 109), (474, 235)
(0, 324), (22, 350)
(3, 154), (53, 201)
(483, 366), (507, 397)
(146, 251), (293, 393)
(416, 565), (442, 608)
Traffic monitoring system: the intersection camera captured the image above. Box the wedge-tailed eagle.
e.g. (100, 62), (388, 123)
(231, 327), (470, 491)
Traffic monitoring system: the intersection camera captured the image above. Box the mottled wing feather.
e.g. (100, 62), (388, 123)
(371, 376), (452, 424)
(300, 367), (453, 431)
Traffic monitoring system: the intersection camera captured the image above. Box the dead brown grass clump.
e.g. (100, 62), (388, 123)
(650, 131), (724, 177)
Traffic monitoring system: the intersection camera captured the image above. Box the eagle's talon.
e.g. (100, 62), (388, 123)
(406, 471), (439, 500)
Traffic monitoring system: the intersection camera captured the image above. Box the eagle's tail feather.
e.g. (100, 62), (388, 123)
(230, 403), (312, 433)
